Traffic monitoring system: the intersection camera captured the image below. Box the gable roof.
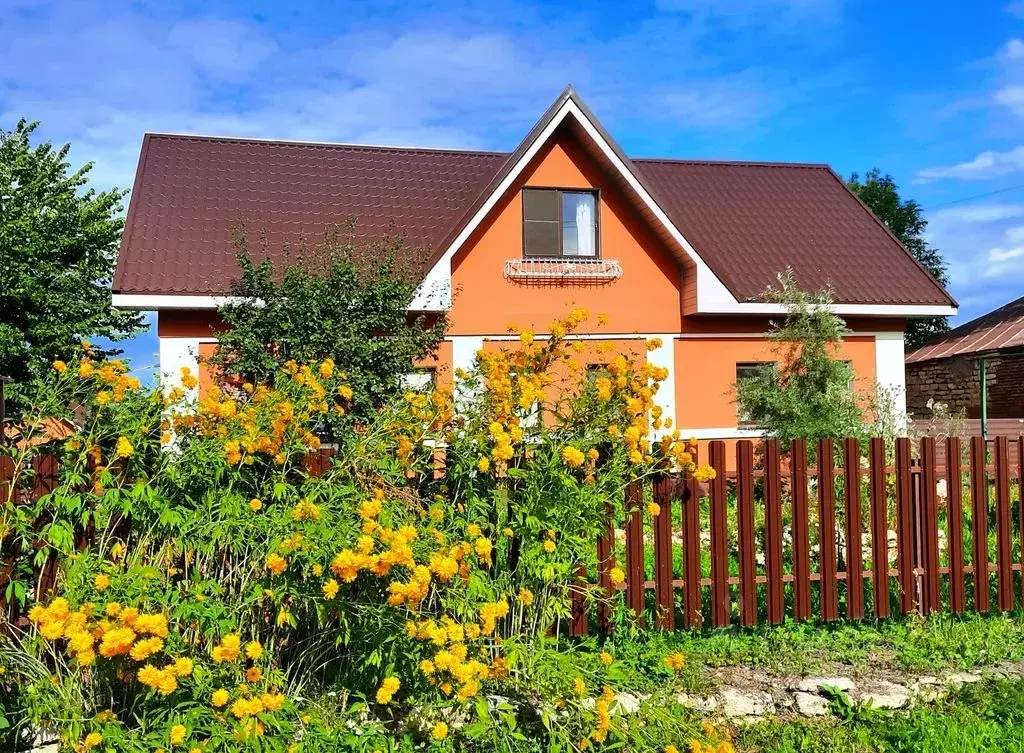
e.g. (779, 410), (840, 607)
(113, 88), (956, 311)
(907, 295), (1024, 363)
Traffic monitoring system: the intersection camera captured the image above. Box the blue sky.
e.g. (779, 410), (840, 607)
(3, 0), (1023, 376)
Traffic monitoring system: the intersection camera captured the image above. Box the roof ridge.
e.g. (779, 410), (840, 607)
(143, 132), (510, 157)
(633, 157), (831, 168)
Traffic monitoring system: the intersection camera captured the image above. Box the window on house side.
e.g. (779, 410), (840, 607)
(523, 188), (598, 258)
(736, 362), (775, 427)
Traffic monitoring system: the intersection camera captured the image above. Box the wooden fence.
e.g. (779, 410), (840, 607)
(566, 435), (1024, 634)
(4, 435), (1024, 632)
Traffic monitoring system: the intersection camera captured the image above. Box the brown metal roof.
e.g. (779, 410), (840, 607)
(114, 92), (955, 308)
(907, 296), (1024, 363)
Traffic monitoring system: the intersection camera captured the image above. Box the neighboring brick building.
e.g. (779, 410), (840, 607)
(906, 295), (1024, 420)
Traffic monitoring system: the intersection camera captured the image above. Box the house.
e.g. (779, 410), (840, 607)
(112, 87), (956, 446)
(906, 295), (1024, 436)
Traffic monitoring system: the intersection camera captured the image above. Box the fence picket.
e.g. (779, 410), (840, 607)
(624, 481), (645, 618)
(764, 438), (785, 624)
(843, 438), (865, 620)
(970, 437), (990, 613)
(946, 437), (966, 613)
(736, 441), (758, 626)
(682, 449), (702, 628)
(653, 475), (675, 630)
(920, 437), (941, 614)
(895, 438), (915, 614)
(994, 436), (1013, 612)
(817, 439), (838, 622)
(596, 503), (615, 633)
(1019, 437), (1024, 610)
(791, 439), (812, 621)
(709, 441), (729, 627)
(869, 437), (889, 619)
(570, 565), (588, 636)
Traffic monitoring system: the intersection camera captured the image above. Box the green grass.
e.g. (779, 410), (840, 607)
(736, 678), (1024, 752)
(585, 611), (1024, 690)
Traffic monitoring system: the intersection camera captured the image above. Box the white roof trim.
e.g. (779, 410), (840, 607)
(112, 293), (234, 310)
(696, 302), (957, 317)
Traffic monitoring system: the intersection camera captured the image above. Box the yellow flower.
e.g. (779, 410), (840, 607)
(693, 465), (717, 483)
(246, 666), (263, 683)
(376, 676), (400, 704)
(94, 573), (111, 591)
(561, 446), (585, 468)
(474, 537), (493, 563)
(249, 498), (263, 511)
(265, 553), (287, 575)
(666, 747), (680, 753)
(477, 456), (490, 473)
(573, 677), (587, 696)
(647, 502), (661, 517)
(173, 657), (194, 677)
(170, 724), (187, 746)
(609, 567), (625, 586)
(322, 579), (339, 599)
(664, 652), (686, 672)
(211, 689), (230, 707)
(83, 732), (103, 750)
(115, 436), (134, 458)
(244, 640), (263, 661)
(53, 360), (68, 374)
(431, 721), (449, 740)
(600, 651), (613, 665)
(517, 588), (534, 606)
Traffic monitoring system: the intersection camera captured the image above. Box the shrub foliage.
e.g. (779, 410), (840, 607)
(1, 310), (721, 753)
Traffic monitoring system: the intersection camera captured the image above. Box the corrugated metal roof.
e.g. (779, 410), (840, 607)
(907, 296), (1024, 363)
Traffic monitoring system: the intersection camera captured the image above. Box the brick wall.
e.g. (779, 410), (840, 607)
(906, 354), (1024, 419)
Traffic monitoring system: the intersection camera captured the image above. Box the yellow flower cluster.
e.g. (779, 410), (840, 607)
(173, 360), (352, 466)
(211, 633), (242, 663)
(68, 356), (142, 404)
(29, 598), (173, 671)
(376, 676), (400, 704)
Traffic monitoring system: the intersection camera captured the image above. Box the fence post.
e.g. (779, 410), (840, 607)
(596, 502), (615, 633)
(681, 447), (702, 628)
(791, 439), (811, 621)
(764, 439), (785, 624)
(736, 441), (757, 626)
(970, 437), (990, 613)
(818, 438), (838, 622)
(843, 438), (865, 620)
(946, 437), (966, 613)
(919, 437), (941, 615)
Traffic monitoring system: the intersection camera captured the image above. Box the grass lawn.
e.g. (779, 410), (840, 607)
(735, 678), (1024, 752)
(587, 610), (1024, 691)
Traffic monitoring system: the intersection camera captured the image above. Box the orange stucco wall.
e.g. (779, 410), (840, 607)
(448, 127), (685, 336)
(674, 335), (877, 431)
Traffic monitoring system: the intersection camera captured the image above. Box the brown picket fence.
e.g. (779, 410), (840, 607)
(565, 435), (1024, 634)
(4, 435), (1024, 633)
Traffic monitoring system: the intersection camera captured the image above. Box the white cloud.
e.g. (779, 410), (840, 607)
(987, 246), (1024, 263)
(658, 71), (783, 130)
(1006, 39), (1024, 59)
(996, 86), (1024, 117)
(917, 144), (1024, 181)
(1009, 2), (1024, 19)
(932, 203), (1024, 223)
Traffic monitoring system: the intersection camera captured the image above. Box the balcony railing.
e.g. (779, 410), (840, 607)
(504, 257), (623, 281)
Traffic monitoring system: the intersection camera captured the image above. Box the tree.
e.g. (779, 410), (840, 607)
(0, 120), (144, 411)
(847, 168), (950, 350)
(735, 270), (865, 449)
(213, 233), (447, 424)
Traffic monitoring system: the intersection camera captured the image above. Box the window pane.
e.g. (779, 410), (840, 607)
(562, 192), (596, 257)
(523, 188), (559, 221)
(524, 219), (560, 256)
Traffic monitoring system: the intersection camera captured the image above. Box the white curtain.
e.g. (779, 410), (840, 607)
(574, 199), (595, 257)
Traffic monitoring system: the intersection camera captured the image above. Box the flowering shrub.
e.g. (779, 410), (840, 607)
(1, 313), (722, 753)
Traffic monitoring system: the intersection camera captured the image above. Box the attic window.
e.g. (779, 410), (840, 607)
(523, 188), (598, 258)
